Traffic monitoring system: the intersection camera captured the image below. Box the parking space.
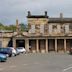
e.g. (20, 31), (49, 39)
(0, 53), (72, 72)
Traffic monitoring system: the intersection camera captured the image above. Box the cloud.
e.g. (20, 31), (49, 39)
(0, 0), (72, 25)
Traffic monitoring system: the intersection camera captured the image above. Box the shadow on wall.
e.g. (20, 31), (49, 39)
(7, 38), (13, 47)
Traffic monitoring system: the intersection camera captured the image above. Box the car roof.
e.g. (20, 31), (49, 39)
(0, 53), (6, 55)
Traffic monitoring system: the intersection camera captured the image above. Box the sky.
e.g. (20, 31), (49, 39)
(0, 0), (72, 25)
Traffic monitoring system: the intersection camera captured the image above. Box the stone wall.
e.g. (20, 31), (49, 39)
(28, 18), (48, 34)
(2, 38), (11, 47)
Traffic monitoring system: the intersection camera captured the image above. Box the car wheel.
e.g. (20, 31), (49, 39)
(12, 53), (14, 56)
(21, 52), (24, 54)
(9, 54), (12, 57)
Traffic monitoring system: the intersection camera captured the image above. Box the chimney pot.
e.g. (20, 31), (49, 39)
(28, 11), (31, 16)
(60, 13), (63, 18)
(45, 11), (47, 16)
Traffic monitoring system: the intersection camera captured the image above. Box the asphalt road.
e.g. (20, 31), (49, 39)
(0, 52), (72, 72)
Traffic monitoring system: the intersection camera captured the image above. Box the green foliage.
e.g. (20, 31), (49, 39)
(19, 23), (28, 32)
(4, 25), (16, 31)
(0, 23), (16, 31)
(0, 23), (5, 30)
(0, 22), (28, 32)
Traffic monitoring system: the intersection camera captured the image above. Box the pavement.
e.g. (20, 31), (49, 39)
(0, 52), (72, 72)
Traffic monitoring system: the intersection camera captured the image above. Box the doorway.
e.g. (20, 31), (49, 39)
(48, 39), (55, 51)
(16, 39), (25, 48)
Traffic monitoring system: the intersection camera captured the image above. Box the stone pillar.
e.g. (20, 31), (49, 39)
(55, 39), (57, 52)
(2, 38), (3, 47)
(46, 39), (48, 53)
(25, 39), (29, 52)
(13, 38), (16, 48)
(64, 39), (66, 52)
(36, 39), (39, 53)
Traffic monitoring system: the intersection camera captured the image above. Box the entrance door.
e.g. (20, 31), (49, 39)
(39, 39), (45, 53)
(57, 39), (64, 51)
(48, 39), (55, 51)
(16, 39), (25, 48)
(66, 39), (71, 51)
(29, 40), (36, 53)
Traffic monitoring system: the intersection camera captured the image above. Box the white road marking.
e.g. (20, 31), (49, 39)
(63, 66), (72, 72)
(67, 64), (72, 67)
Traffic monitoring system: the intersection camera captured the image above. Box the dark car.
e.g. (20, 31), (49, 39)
(0, 53), (7, 62)
(0, 48), (12, 57)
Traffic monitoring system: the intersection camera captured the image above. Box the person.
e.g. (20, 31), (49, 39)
(29, 46), (32, 53)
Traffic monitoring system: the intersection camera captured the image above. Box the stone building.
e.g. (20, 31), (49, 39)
(0, 11), (72, 53)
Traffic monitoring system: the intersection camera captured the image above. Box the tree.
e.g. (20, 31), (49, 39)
(0, 22), (28, 32)
(19, 23), (28, 32)
(9, 25), (16, 31)
(0, 23), (5, 30)
(4, 25), (16, 31)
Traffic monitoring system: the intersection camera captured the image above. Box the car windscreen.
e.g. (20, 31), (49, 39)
(17, 47), (24, 49)
(0, 48), (11, 51)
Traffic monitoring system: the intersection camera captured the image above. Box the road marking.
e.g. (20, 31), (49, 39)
(63, 66), (72, 72)
(67, 64), (72, 67)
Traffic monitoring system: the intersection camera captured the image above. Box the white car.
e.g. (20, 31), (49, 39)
(8, 47), (17, 56)
(16, 47), (26, 54)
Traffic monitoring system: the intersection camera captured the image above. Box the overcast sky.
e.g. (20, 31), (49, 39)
(0, 0), (72, 25)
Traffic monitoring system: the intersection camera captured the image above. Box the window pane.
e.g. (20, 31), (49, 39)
(69, 24), (72, 31)
(40, 25), (44, 34)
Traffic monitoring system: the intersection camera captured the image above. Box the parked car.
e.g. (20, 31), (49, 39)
(0, 48), (12, 57)
(15, 48), (20, 55)
(8, 47), (17, 56)
(16, 47), (26, 54)
(69, 47), (72, 54)
(0, 53), (7, 62)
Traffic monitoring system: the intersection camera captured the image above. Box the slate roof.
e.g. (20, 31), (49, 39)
(27, 15), (48, 18)
(27, 14), (72, 23)
(48, 18), (72, 23)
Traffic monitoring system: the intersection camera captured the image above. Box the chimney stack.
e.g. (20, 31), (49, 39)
(45, 11), (47, 17)
(60, 13), (63, 19)
(28, 11), (31, 16)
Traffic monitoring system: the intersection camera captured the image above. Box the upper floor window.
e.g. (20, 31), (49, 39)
(52, 25), (57, 29)
(29, 25), (35, 33)
(65, 24), (69, 34)
(69, 24), (72, 31)
(40, 24), (44, 34)
(52, 25), (57, 33)
(35, 25), (40, 29)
